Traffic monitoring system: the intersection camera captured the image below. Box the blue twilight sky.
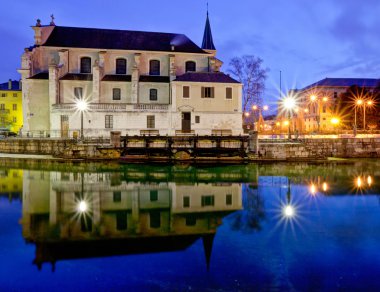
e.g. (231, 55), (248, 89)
(0, 0), (379, 107)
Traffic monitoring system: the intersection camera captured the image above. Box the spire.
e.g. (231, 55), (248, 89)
(201, 6), (216, 51)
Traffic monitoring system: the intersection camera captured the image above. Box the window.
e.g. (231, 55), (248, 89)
(105, 115), (113, 128)
(0, 104), (4, 110)
(195, 116), (200, 123)
(185, 215), (196, 226)
(322, 105), (326, 113)
(201, 195), (215, 207)
(201, 87), (214, 98)
(113, 88), (121, 100)
(116, 58), (127, 74)
(74, 87), (83, 99)
(226, 87), (232, 99)
(150, 190), (158, 201)
(13, 93), (17, 97)
(80, 57), (91, 73)
(147, 115), (155, 128)
(183, 196), (190, 208)
(334, 92), (338, 98)
(13, 117), (17, 123)
(150, 211), (161, 228)
(185, 61), (196, 72)
(149, 89), (158, 101)
(149, 60), (160, 75)
(1, 93), (6, 97)
(226, 194), (232, 205)
(12, 104), (17, 111)
(183, 86), (190, 98)
(113, 191), (121, 202)
(116, 211), (127, 230)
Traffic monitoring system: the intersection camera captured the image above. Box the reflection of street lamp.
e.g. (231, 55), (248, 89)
(76, 99), (88, 139)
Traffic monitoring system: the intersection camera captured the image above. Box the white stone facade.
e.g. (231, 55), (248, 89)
(19, 22), (243, 138)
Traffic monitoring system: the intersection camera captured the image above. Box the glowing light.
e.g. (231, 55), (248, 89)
(283, 120), (289, 126)
(323, 97), (328, 102)
(252, 105), (258, 110)
(276, 122), (280, 126)
(322, 182), (328, 192)
(310, 184), (317, 195)
(304, 108), (309, 113)
(263, 105), (269, 111)
(76, 99), (88, 112)
(294, 108), (299, 113)
(310, 95), (317, 101)
(77, 200), (88, 213)
(283, 97), (296, 110)
(367, 100), (373, 106)
(244, 112), (250, 117)
(331, 117), (340, 125)
(356, 99), (363, 106)
(356, 177), (362, 188)
(283, 205), (295, 218)
(367, 176), (373, 186)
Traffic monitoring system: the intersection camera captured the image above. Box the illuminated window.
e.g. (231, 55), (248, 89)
(185, 61), (196, 72)
(149, 60), (160, 75)
(80, 57), (91, 73)
(116, 58), (127, 74)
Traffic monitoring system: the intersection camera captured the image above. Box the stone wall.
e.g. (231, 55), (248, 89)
(259, 138), (380, 160)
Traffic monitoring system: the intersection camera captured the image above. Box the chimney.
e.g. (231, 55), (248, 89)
(8, 79), (12, 90)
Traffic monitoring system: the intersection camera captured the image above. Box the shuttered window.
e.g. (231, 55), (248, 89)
(113, 88), (121, 100)
(147, 115), (155, 128)
(183, 86), (190, 98)
(201, 87), (214, 98)
(226, 87), (232, 99)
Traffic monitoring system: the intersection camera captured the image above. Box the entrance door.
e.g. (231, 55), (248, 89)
(61, 115), (69, 138)
(181, 112), (191, 133)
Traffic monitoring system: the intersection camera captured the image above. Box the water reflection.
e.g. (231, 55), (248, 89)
(21, 169), (242, 270)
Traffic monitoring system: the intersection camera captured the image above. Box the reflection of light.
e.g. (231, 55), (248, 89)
(367, 176), (372, 186)
(310, 184), (317, 195)
(78, 200), (88, 213)
(283, 205), (295, 218)
(322, 182), (328, 192)
(284, 120), (289, 126)
(356, 177), (362, 188)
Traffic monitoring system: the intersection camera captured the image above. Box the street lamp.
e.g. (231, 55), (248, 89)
(76, 99), (88, 139)
(283, 96), (296, 139)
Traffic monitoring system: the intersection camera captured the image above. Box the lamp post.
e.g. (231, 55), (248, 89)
(76, 99), (88, 140)
(283, 97), (296, 139)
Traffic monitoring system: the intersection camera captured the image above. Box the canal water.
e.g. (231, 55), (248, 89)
(1, 160), (380, 291)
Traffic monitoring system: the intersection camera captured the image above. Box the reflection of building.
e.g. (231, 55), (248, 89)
(19, 14), (242, 138)
(292, 78), (379, 133)
(0, 169), (22, 201)
(0, 80), (22, 133)
(21, 170), (242, 270)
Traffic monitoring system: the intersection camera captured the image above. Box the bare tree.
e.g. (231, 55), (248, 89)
(228, 55), (269, 113)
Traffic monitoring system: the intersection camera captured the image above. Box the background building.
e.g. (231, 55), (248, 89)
(0, 79), (22, 133)
(19, 15), (242, 138)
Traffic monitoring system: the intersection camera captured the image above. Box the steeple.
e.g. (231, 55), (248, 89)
(201, 7), (216, 51)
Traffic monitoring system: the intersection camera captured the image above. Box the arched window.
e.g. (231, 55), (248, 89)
(116, 58), (127, 74)
(185, 61), (196, 72)
(149, 89), (158, 101)
(80, 57), (91, 73)
(149, 60), (160, 76)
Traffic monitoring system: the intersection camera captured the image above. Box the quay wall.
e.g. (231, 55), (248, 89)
(0, 137), (379, 160)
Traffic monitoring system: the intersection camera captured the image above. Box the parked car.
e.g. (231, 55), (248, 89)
(0, 128), (17, 137)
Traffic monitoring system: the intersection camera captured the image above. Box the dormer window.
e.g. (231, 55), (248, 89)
(80, 57), (91, 73)
(149, 60), (160, 76)
(185, 61), (196, 72)
(116, 58), (127, 74)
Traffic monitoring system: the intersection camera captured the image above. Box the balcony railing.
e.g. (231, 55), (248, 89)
(52, 103), (169, 112)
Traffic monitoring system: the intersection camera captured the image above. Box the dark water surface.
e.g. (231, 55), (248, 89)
(1, 160), (380, 291)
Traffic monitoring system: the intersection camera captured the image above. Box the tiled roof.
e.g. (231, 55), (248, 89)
(102, 75), (132, 82)
(174, 72), (240, 84)
(60, 73), (93, 81)
(139, 76), (170, 83)
(302, 78), (380, 90)
(43, 26), (207, 54)
(28, 72), (49, 80)
(0, 80), (21, 90)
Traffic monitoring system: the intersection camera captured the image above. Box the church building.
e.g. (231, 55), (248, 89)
(19, 14), (242, 138)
